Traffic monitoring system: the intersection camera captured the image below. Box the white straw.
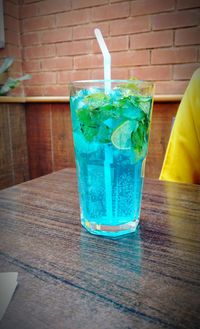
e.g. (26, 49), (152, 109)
(94, 28), (113, 220)
(94, 28), (111, 93)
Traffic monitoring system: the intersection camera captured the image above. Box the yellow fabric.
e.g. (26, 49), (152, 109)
(159, 68), (200, 184)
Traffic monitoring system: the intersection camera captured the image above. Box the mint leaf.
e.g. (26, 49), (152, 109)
(84, 92), (110, 109)
(131, 113), (149, 158)
(80, 123), (99, 142)
(77, 107), (92, 125)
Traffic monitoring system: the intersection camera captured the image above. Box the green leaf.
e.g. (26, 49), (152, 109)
(77, 107), (92, 125)
(15, 74), (32, 81)
(0, 75), (32, 96)
(139, 97), (152, 115)
(0, 57), (14, 74)
(131, 117), (149, 157)
(0, 78), (18, 95)
(80, 124), (99, 142)
(84, 92), (110, 110)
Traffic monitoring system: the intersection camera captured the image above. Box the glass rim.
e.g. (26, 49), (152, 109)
(69, 79), (154, 87)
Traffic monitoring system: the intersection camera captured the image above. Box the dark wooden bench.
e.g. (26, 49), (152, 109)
(0, 96), (181, 190)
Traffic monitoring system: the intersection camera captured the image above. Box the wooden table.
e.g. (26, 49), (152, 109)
(0, 168), (200, 329)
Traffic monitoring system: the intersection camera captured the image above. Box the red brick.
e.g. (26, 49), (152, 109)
(4, 1), (19, 18)
(151, 47), (198, 64)
(23, 45), (56, 59)
(130, 65), (172, 81)
(23, 60), (41, 73)
(5, 15), (19, 32)
(175, 27), (200, 46)
(130, 31), (173, 50)
(131, 0), (175, 16)
(92, 2), (129, 22)
(56, 40), (92, 56)
(73, 22), (109, 40)
(72, 0), (108, 9)
(21, 32), (40, 46)
(19, 3), (39, 18)
(112, 50), (149, 66)
(6, 44), (21, 59)
(38, 0), (71, 15)
(152, 9), (200, 30)
(56, 9), (90, 28)
(74, 54), (103, 69)
(41, 28), (72, 44)
(41, 57), (73, 71)
(90, 68), (103, 79)
(110, 0), (127, 2)
(93, 36), (129, 53)
(44, 85), (68, 96)
(7, 61), (23, 79)
(173, 63), (200, 80)
(9, 60), (23, 74)
(177, 0), (200, 9)
(57, 70), (91, 84)
(10, 84), (24, 97)
(25, 86), (46, 96)
(22, 15), (55, 32)
(28, 72), (57, 85)
(110, 16), (150, 36)
(91, 67), (129, 80)
(112, 67), (129, 79)
(155, 80), (188, 94)
(23, 0), (40, 3)
(5, 30), (20, 46)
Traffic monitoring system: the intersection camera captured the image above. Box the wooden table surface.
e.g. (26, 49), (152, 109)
(0, 168), (200, 329)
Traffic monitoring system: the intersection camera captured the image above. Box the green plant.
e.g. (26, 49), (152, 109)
(0, 57), (32, 96)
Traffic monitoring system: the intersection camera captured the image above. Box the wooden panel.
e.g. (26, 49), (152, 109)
(51, 103), (75, 170)
(0, 99), (181, 189)
(145, 102), (180, 179)
(26, 101), (180, 181)
(26, 103), (53, 179)
(9, 104), (29, 185)
(0, 104), (13, 189)
(0, 103), (29, 190)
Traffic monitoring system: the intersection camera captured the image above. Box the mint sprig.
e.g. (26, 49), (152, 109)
(74, 90), (151, 151)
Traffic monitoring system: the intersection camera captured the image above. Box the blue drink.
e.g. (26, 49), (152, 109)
(69, 80), (154, 237)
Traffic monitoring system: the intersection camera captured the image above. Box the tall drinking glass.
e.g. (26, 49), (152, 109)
(69, 80), (154, 237)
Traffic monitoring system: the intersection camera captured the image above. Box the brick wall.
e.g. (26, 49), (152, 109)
(1, 0), (200, 96)
(0, 0), (24, 95)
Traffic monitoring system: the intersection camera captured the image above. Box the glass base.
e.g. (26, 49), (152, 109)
(81, 218), (139, 237)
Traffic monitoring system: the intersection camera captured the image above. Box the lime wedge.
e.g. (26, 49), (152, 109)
(111, 120), (138, 150)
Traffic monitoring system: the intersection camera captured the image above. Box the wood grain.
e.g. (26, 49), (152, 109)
(0, 169), (200, 329)
(51, 103), (75, 170)
(26, 102), (75, 180)
(0, 104), (13, 189)
(1, 99), (180, 190)
(9, 105), (29, 185)
(26, 103), (53, 179)
(26, 101), (180, 181)
(0, 103), (29, 190)
(146, 102), (179, 179)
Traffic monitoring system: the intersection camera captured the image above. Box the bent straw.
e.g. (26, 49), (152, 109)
(94, 28), (111, 93)
(94, 28), (113, 220)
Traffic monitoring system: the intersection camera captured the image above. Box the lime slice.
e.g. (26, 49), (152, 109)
(111, 120), (138, 150)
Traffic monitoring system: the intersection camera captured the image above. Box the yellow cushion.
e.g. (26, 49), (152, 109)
(159, 68), (200, 184)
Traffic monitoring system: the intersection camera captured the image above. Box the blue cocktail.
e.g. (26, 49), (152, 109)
(69, 80), (154, 237)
